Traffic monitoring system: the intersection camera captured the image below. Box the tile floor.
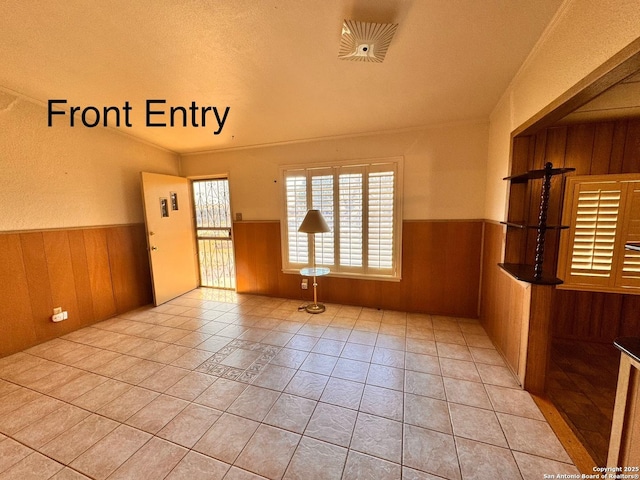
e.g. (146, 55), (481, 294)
(547, 338), (620, 467)
(0, 289), (581, 480)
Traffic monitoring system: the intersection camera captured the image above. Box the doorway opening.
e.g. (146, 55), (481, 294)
(192, 178), (236, 289)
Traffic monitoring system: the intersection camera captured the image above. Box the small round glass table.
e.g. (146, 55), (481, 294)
(300, 267), (330, 313)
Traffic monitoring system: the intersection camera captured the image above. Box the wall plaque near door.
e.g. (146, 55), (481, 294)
(170, 192), (179, 211)
(160, 197), (169, 217)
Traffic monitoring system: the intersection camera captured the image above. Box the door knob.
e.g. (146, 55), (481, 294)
(151, 246), (158, 251)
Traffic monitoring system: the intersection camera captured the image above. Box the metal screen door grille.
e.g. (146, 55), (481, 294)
(193, 179), (236, 289)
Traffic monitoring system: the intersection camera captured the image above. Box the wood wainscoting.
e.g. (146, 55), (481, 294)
(0, 224), (152, 358)
(233, 219), (483, 318)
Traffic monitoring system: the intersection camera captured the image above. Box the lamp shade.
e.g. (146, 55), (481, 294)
(298, 209), (330, 233)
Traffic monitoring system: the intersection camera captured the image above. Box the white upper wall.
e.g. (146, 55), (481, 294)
(0, 92), (179, 231)
(180, 121), (489, 221)
(485, 0), (640, 221)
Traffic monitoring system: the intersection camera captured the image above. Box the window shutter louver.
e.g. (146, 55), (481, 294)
(285, 174), (308, 264)
(616, 184), (640, 288)
(311, 172), (335, 266)
(339, 170), (364, 268)
(558, 175), (640, 294)
(368, 169), (395, 271)
(569, 184), (621, 280)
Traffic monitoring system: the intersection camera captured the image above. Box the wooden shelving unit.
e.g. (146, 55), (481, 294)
(500, 162), (575, 285)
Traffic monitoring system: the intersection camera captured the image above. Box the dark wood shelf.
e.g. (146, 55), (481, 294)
(504, 167), (575, 183)
(498, 263), (564, 285)
(501, 221), (569, 230)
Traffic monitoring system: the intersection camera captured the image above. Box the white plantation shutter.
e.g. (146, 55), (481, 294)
(311, 171), (335, 266)
(339, 168), (364, 268)
(285, 173), (308, 264)
(280, 158), (402, 279)
(615, 183), (640, 288)
(558, 175), (640, 294)
(569, 184), (621, 280)
(368, 166), (395, 271)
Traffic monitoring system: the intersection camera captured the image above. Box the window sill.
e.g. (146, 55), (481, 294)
(283, 268), (401, 283)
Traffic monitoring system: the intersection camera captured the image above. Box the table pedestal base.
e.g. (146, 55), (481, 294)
(305, 303), (325, 314)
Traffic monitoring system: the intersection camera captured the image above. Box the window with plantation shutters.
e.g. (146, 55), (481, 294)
(558, 174), (640, 294)
(280, 158), (402, 280)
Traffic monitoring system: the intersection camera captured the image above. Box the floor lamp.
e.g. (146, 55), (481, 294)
(299, 209), (330, 314)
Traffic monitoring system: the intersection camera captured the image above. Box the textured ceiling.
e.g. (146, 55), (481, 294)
(0, 0), (563, 153)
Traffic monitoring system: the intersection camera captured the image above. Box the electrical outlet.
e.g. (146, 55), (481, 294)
(301, 278), (308, 290)
(52, 311), (68, 322)
(53, 307), (62, 315)
(236, 212), (243, 221)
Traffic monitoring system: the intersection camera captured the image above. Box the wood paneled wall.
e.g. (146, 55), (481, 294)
(480, 221), (529, 381)
(503, 119), (640, 344)
(0, 224), (152, 357)
(233, 220), (483, 318)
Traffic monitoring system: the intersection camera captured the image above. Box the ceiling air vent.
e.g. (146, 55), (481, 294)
(338, 20), (398, 63)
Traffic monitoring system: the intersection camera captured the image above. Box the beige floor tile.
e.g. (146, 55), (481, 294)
(405, 338), (437, 356)
(158, 403), (222, 448)
(137, 365), (190, 392)
(439, 358), (481, 382)
(462, 332), (495, 348)
(194, 378), (247, 410)
(14, 403), (90, 449)
(91, 355), (141, 377)
(342, 450), (401, 480)
(321, 327), (351, 342)
(284, 371), (329, 400)
(305, 402), (357, 447)
(0, 380), (20, 399)
(70, 424), (151, 480)
(0, 395), (64, 435)
(235, 424), (300, 479)
(476, 363), (520, 388)
(402, 466), (444, 479)
(269, 348), (309, 369)
(261, 331), (294, 347)
(448, 403), (508, 447)
(24, 365), (85, 394)
(227, 385), (280, 421)
(405, 352), (441, 375)
(193, 413), (259, 464)
(164, 371), (216, 401)
(39, 414), (119, 464)
(107, 437), (187, 480)
(165, 451), (229, 480)
(403, 424), (461, 480)
(0, 452), (63, 480)
(319, 377), (364, 410)
(220, 349), (262, 369)
(371, 347), (406, 370)
(50, 467), (92, 479)
(332, 358), (369, 382)
(497, 413), (572, 463)
(347, 330), (378, 346)
(405, 371), (446, 400)
(300, 352), (338, 375)
(71, 379), (132, 411)
(125, 394), (189, 434)
(434, 329), (467, 346)
(252, 364), (297, 391)
(113, 359), (164, 384)
(443, 377), (492, 409)
(469, 346), (505, 366)
(485, 384), (545, 420)
(436, 343), (473, 362)
(404, 393), (452, 434)
(224, 467), (269, 479)
(284, 436), (347, 480)
(148, 344), (192, 364)
(341, 343), (375, 363)
(311, 338), (345, 356)
(456, 437), (522, 480)
(366, 364), (404, 391)
(351, 412), (403, 463)
(170, 349), (213, 369)
(359, 385), (403, 421)
(512, 451), (580, 480)
(47, 371), (109, 402)
(264, 393), (317, 434)
(0, 437), (33, 473)
(97, 386), (159, 422)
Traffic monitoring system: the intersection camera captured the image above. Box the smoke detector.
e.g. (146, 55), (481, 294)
(338, 20), (398, 63)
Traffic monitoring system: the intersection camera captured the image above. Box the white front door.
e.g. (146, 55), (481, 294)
(141, 172), (198, 305)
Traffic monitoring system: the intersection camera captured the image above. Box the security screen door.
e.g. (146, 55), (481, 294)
(192, 178), (236, 289)
(141, 172), (198, 305)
